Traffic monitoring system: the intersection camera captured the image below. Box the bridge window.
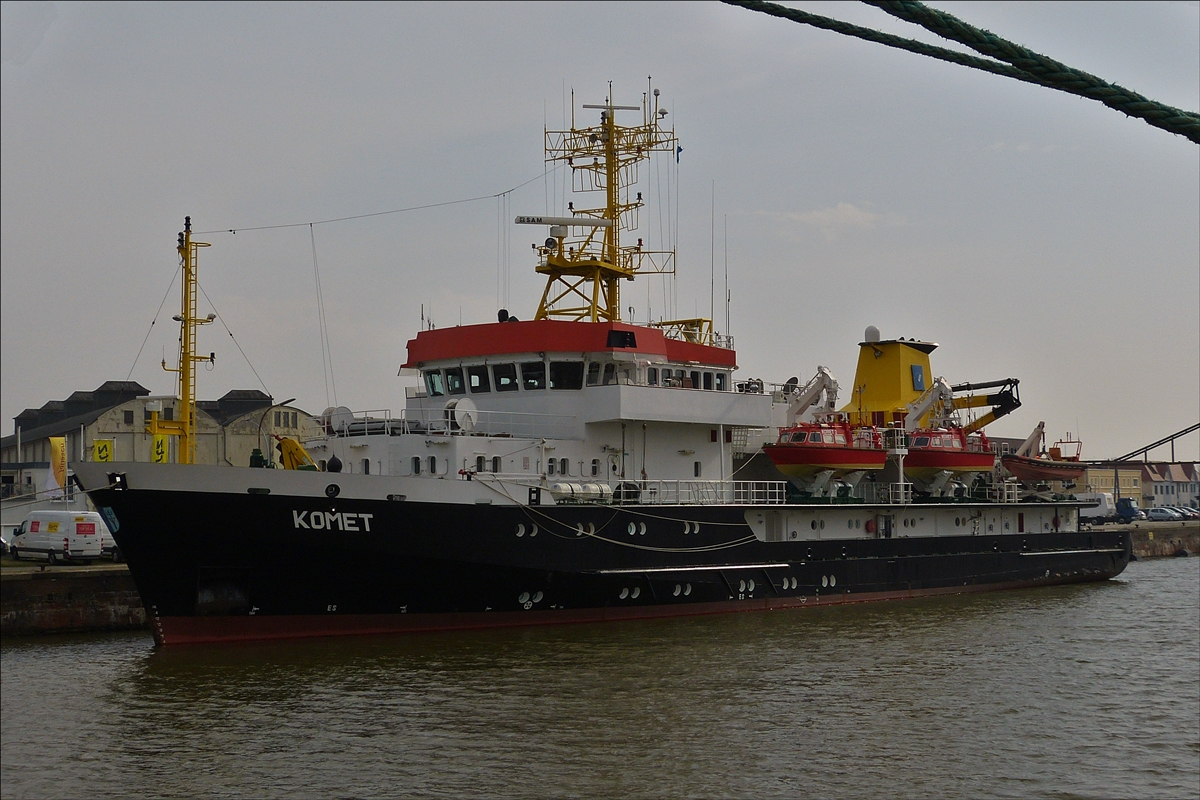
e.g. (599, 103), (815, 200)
(587, 362), (601, 386)
(550, 361), (584, 390)
(493, 363), (519, 392)
(690, 371), (701, 389)
(647, 367), (658, 385)
(445, 367), (466, 395)
(467, 365), (491, 393)
(703, 372), (713, 390)
(602, 363), (616, 385)
(520, 361), (546, 390)
(424, 371), (445, 397)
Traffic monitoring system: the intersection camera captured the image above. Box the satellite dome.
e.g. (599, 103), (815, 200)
(864, 325), (881, 343)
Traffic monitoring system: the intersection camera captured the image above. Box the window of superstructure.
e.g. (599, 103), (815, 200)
(913, 436), (930, 447)
(468, 365), (491, 393)
(476, 455), (486, 472)
(587, 362), (602, 386)
(591, 459), (600, 476)
(647, 367), (658, 386)
(690, 371), (701, 389)
(493, 363), (519, 392)
(559, 457), (569, 475)
(445, 367), (466, 395)
(550, 361), (584, 390)
(602, 363), (616, 386)
(703, 372), (713, 390)
(547, 459), (556, 476)
(716, 373), (727, 391)
(362, 459), (370, 475)
(520, 361), (546, 390)
(124, 410), (134, 425)
(809, 432), (822, 443)
(411, 456), (421, 475)
(425, 371), (445, 397)
(694, 461), (702, 477)
(428, 455), (437, 474)
(492, 456), (502, 473)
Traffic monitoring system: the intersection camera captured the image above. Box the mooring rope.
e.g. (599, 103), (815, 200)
(723, 0), (1200, 144)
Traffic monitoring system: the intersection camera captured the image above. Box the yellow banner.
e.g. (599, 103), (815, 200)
(49, 436), (67, 491)
(93, 439), (114, 462)
(151, 434), (169, 464)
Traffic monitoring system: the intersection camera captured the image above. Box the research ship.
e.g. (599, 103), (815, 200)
(73, 85), (1130, 645)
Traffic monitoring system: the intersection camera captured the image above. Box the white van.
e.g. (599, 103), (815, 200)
(11, 511), (105, 564)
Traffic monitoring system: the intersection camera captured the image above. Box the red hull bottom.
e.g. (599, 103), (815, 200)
(153, 574), (1108, 645)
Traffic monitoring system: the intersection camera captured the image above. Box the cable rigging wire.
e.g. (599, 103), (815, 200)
(125, 267), (180, 380)
(722, 0), (1200, 144)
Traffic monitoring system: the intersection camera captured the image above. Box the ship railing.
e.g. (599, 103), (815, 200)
(989, 482), (1021, 503)
(887, 482), (914, 505)
(310, 407), (577, 440)
(612, 479), (787, 506)
(402, 407), (578, 440)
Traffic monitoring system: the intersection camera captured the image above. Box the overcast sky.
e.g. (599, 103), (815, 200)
(2, 1), (1198, 461)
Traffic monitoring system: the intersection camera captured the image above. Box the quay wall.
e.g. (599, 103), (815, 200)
(1, 522), (1196, 636)
(1, 566), (146, 636)
(1125, 522), (1198, 559)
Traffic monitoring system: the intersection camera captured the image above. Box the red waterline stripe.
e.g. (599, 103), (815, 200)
(152, 573), (1111, 645)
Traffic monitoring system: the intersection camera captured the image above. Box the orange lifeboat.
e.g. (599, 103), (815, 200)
(763, 421), (886, 480)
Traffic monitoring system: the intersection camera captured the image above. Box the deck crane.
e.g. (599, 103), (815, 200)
(903, 376), (956, 431)
(950, 378), (1022, 433)
(784, 366), (840, 426)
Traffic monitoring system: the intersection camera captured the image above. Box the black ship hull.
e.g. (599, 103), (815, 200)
(82, 469), (1132, 646)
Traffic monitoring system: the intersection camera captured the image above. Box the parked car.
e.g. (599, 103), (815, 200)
(10, 511), (104, 563)
(1166, 506), (1198, 520)
(1146, 507), (1182, 521)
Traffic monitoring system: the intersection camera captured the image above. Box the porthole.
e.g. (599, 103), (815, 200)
(791, 577), (798, 589)
(847, 519), (854, 529)
(684, 583), (692, 596)
(841, 546), (847, 557)
(619, 587), (629, 599)
(955, 517), (961, 527)
(516, 524), (526, 537)
(903, 518), (909, 528)
(748, 580), (756, 592)
(830, 575), (837, 588)
(810, 520), (817, 530)
(855, 519), (861, 529)
(631, 587), (641, 599)
(819, 519), (825, 530)
(806, 548), (813, 559)
(518, 592), (530, 604)
(738, 580), (746, 592)
(627, 523), (636, 535)
(821, 575), (828, 588)
(532, 591), (543, 603)
(673, 584), (682, 597)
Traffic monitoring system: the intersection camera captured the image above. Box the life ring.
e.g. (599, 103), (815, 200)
(865, 519), (876, 534)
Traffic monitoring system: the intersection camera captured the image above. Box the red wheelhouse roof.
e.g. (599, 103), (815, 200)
(402, 320), (737, 369)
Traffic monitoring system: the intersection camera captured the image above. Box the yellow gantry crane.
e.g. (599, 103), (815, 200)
(148, 216), (215, 464)
(524, 81), (679, 324)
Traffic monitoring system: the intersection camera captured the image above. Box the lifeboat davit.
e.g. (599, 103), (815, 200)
(763, 422), (886, 480)
(903, 428), (995, 481)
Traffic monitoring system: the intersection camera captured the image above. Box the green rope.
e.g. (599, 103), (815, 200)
(722, 0), (1200, 144)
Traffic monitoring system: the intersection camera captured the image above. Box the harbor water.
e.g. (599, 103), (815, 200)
(2, 557), (1197, 799)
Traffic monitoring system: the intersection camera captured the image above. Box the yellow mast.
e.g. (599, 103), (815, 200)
(151, 216), (214, 464)
(533, 81), (678, 323)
